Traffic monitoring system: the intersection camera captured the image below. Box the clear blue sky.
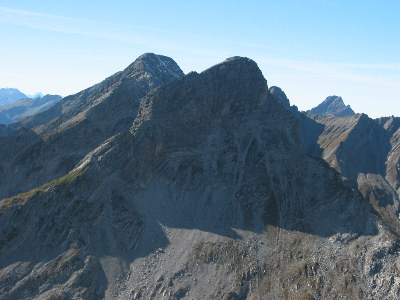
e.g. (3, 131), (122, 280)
(1, 0), (399, 117)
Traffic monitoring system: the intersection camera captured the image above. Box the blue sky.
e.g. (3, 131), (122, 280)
(0, 0), (399, 117)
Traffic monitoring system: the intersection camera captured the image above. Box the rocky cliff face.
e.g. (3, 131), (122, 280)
(1, 55), (400, 299)
(308, 95), (355, 116)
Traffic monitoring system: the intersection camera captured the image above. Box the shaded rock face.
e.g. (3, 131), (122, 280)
(1, 55), (400, 299)
(308, 95), (355, 116)
(305, 114), (391, 181)
(300, 112), (400, 255)
(103, 57), (368, 238)
(303, 114), (400, 195)
(378, 117), (400, 196)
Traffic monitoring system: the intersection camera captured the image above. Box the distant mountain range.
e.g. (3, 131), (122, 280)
(0, 88), (27, 106)
(0, 94), (62, 124)
(0, 53), (399, 299)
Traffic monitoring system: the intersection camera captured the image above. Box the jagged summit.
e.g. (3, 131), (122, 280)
(308, 95), (355, 116)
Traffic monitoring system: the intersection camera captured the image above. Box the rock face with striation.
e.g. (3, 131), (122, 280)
(308, 95), (355, 116)
(1, 55), (400, 299)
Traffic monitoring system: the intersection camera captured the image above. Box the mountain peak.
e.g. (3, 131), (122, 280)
(201, 56), (267, 89)
(223, 56), (253, 63)
(123, 53), (184, 90)
(217, 56), (260, 70)
(307, 95), (355, 116)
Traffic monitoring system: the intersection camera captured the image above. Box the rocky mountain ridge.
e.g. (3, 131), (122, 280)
(1, 54), (400, 299)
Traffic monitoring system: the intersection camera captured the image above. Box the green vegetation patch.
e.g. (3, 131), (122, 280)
(0, 166), (89, 212)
